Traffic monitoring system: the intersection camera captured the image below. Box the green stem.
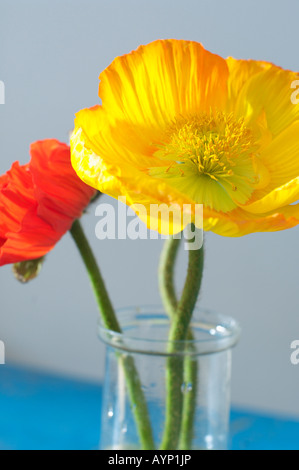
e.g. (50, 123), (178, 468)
(160, 228), (204, 450)
(158, 236), (181, 318)
(179, 240), (204, 449)
(70, 219), (120, 332)
(169, 243), (204, 342)
(120, 355), (156, 449)
(70, 219), (155, 450)
(159, 235), (199, 448)
(179, 332), (198, 450)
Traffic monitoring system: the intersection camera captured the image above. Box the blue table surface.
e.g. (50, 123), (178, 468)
(0, 364), (298, 450)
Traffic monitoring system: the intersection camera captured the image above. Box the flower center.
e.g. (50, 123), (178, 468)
(151, 111), (265, 211)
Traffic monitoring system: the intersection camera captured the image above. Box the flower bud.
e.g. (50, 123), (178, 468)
(12, 257), (45, 283)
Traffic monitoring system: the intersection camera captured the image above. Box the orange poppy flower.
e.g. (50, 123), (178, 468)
(0, 139), (96, 266)
(71, 39), (299, 236)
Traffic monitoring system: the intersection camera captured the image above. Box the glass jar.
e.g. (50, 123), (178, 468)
(98, 306), (240, 450)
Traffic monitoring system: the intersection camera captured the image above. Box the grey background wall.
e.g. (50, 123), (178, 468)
(1, 0), (299, 419)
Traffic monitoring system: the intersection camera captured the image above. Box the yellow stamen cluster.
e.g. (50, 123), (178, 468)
(157, 111), (257, 189)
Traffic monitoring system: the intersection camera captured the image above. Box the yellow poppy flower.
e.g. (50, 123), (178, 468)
(71, 39), (299, 236)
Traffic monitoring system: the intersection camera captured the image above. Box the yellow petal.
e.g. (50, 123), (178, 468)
(230, 62), (299, 136)
(70, 126), (123, 199)
(241, 177), (299, 214)
(260, 120), (299, 187)
(203, 204), (299, 237)
(71, 125), (202, 236)
(98, 39), (229, 128)
(240, 121), (299, 213)
(225, 58), (272, 109)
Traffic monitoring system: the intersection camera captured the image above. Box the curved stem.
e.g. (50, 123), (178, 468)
(70, 219), (155, 450)
(158, 236), (181, 318)
(161, 228), (204, 450)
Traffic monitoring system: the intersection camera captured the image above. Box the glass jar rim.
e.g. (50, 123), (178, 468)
(98, 305), (241, 357)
